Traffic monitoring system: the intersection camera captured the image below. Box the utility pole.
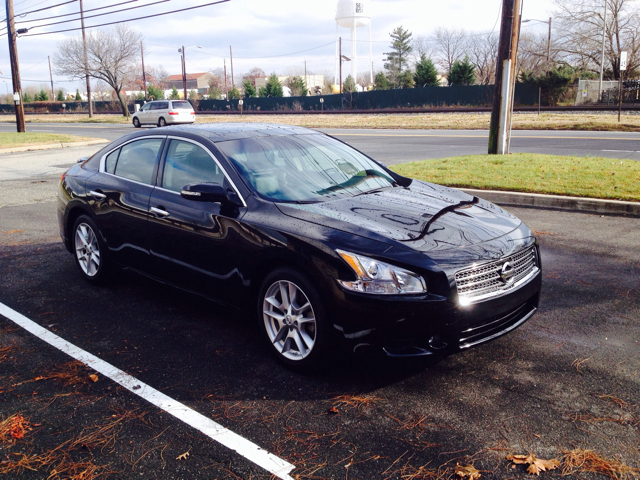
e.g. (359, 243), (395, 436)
(304, 60), (307, 94)
(79, 0), (93, 117)
(229, 46), (234, 93)
(598, 1), (608, 102)
(224, 59), (228, 101)
(339, 37), (343, 94)
(48, 56), (55, 100)
(488, 0), (517, 154)
(181, 46), (187, 100)
(547, 17), (552, 62)
(141, 41), (147, 101)
(504, 0), (523, 151)
(5, 0), (25, 132)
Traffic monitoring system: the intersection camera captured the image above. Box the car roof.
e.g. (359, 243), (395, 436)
(154, 123), (319, 143)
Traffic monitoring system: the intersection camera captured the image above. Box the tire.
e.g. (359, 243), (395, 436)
(258, 267), (331, 372)
(72, 215), (111, 285)
(158, 117), (166, 127)
(133, 117), (141, 128)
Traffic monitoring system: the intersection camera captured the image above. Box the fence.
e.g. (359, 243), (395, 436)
(197, 84), (538, 112)
(0, 84), (540, 115)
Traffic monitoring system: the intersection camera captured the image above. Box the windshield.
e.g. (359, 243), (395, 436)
(216, 134), (397, 202)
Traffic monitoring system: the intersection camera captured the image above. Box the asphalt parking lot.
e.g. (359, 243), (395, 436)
(0, 150), (638, 478)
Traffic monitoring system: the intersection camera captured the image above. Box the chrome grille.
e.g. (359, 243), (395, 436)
(455, 247), (538, 303)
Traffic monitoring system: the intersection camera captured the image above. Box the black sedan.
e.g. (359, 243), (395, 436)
(58, 123), (541, 370)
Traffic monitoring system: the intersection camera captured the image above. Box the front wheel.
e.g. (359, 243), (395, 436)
(158, 117), (166, 127)
(72, 215), (111, 285)
(258, 268), (331, 371)
(133, 117), (141, 128)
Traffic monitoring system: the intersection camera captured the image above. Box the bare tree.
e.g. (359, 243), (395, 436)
(433, 27), (468, 72)
(242, 67), (267, 86)
(54, 24), (142, 117)
(357, 71), (372, 89)
(148, 64), (169, 89)
(518, 31), (556, 76)
(552, 0), (640, 78)
(92, 80), (112, 101)
(411, 35), (434, 63)
(468, 32), (499, 85)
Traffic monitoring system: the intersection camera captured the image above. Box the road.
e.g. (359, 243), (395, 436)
(0, 137), (639, 478)
(2, 122), (640, 163)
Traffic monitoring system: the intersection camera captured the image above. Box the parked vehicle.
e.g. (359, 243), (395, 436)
(58, 124), (542, 371)
(132, 100), (195, 128)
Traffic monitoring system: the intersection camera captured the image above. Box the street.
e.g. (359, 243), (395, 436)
(2, 122), (640, 163)
(0, 138), (638, 478)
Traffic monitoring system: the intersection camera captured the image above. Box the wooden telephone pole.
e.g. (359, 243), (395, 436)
(488, 0), (522, 154)
(141, 42), (147, 101)
(5, 0), (26, 132)
(79, 0), (93, 117)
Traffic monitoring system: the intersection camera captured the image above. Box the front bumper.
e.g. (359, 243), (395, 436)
(328, 266), (542, 358)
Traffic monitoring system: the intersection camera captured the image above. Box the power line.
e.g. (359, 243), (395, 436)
(16, 0), (230, 37)
(16, 0), (141, 25)
(14, 0), (171, 32)
(1, 0), (79, 23)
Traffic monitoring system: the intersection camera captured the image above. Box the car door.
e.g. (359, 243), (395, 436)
(153, 101), (169, 125)
(148, 137), (248, 303)
(85, 136), (166, 271)
(137, 103), (151, 124)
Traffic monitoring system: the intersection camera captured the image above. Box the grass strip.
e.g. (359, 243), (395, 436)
(390, 153), (640, 202)
(0, 132), (96, 148)
(2, 112), (640, 132)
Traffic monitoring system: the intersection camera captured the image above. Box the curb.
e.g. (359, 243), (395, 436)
(461, 188), (640, 217)
(0, 139), (109, 155)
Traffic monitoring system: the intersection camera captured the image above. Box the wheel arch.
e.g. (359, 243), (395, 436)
(64, 204), (98, 253)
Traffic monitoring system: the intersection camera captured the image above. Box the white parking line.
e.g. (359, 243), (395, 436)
(0, 302), (295, 480)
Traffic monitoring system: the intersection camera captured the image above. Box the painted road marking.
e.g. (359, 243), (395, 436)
(0, 302), (295, 480)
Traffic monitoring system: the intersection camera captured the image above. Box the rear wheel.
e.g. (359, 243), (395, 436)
(133, 117), (141, 128)
(158, 117), (166, 127)
(258, 268), (331, 371)
(72, 215), (111, 285)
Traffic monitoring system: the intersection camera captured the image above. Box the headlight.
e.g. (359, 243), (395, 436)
(336, 250), (427, 295)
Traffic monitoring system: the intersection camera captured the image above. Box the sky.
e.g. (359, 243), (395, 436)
(0, 0), (556, 94)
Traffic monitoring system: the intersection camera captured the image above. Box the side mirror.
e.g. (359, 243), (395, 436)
(180, 183), (241, 205)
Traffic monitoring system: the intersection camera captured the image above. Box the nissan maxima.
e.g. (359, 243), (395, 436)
(58, 124), (542, 370)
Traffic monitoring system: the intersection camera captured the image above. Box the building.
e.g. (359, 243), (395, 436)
(165, 72), (215, 94)
(254, 75), (325, 96)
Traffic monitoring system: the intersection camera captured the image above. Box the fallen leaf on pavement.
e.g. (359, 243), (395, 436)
(507, 453), (560, 476)
(176, 451), (190, 461)
(456, 463), (481, 479)
(89, 374), (99, 382)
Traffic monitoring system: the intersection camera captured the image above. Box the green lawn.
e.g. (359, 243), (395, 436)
(0, 132), (96, 148)
(391, 153), (640, 202)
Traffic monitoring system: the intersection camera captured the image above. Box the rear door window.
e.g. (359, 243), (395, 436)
(113, 138), (164, 184)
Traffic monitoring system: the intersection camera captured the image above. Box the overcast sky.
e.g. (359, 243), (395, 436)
(1, 0), (556, 93)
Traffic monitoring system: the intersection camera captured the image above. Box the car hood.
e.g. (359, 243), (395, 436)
(276, 181), (523, 253)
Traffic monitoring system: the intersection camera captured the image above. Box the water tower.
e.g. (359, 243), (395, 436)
(334, 0), (373, 88)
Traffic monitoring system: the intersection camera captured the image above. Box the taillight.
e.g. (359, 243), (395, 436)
(190, 111), (195, 115)
(168, 110), (179, 115)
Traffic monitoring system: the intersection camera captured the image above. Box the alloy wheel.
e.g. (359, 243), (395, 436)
(263, 280), (316, 361)
(75, 223), (100, 277)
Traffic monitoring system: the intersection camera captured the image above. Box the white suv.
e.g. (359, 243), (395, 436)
(132, 100), (196, 128)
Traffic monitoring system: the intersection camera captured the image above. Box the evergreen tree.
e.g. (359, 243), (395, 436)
(75, 89), (81, 100)
(383, 26), (413, 87)
(170, 86), (180, 99)
(56, 89), (65, 101)
(147, 85), (164, 100)
(448, 57), (476, 86)
(22, 92), (32, 103)
(374, 72), (389, 90)
(289, 76), (308, 96)
(343, 74), (357, 93)
(228, 87), (241, 100)
(414, 55), (439, 87)
(38, 89), (49, 101)
(243, 80), (257, 98)
(398, 70), (415, 88)
(258, 74), (283, 97)
(188, 89), (199, 101)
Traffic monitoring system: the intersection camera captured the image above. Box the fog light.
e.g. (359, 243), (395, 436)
(428, 335), (447, 350)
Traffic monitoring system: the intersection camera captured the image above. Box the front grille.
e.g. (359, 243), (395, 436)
(455, 247), (538, 303)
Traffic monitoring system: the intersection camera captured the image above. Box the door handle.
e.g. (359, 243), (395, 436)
(90, 190), (106, 201)
(150, 206), (170, 218)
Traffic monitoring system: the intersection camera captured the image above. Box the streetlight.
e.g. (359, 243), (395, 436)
(521, 18), (552, 62)
(178, 45), (202, 100)
(598, 1), (608, 102)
